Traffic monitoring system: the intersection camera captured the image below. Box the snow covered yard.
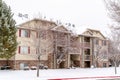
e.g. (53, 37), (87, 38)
(0, 67), (120, 80)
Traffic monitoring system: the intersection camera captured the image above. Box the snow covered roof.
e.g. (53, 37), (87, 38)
(17, 18), (56, 27)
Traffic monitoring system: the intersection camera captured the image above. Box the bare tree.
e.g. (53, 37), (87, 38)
(32, 22), (47, 77)
(94, 45), (102, 67)
(36, 28), (52, 77)
(104, 0), (120, 74)
(104, 0), (120, 25)
(34, 21), (55, 77)
(108, 29), (120, 74)
(36, 29), (42, 77)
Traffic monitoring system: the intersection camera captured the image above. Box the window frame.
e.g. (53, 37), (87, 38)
(18, 46), (30, 54)
(19, 29), (30, 38)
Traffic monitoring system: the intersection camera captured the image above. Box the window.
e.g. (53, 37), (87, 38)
(85, 49), (90, 55)
(94, 39), (99, 45)
(18, 46), (30, 54)
(20, 63), (28, 70)
(19, 29), (30, 37)
(84, 37), (90, 42)
(102, 40), (106, 46)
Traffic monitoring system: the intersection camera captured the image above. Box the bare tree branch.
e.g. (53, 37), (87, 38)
(104, 0), (120, 23)
(108, 29), (120, 74)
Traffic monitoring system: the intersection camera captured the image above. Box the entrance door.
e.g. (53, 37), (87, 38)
(20, 63), (25, 70)
(59, 61), (65, 68)
(84, 61), (90, 68)
(70, 54), (80, 67)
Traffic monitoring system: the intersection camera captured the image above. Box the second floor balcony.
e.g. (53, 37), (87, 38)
(79, 42), (90, 48)
(84, 55), (91, 61)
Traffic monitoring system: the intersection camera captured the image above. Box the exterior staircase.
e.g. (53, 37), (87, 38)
(57, 53), (65, 64)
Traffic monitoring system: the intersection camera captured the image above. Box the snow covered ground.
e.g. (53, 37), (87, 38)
(0, 67), (120, 80)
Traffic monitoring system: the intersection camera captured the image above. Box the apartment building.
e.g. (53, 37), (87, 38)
(80, 29), (109, 68)
(68, 29), (109, 68)
(0, 19), (109, 69)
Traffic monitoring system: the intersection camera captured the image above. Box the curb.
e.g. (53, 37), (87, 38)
(48, 76), (120, 80)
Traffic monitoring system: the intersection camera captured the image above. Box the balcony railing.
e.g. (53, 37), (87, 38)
(84, 55), (91, 61)
(55, 40), (67, 46)
(79, 42), (90, 48)
(68, 47), (80, 53)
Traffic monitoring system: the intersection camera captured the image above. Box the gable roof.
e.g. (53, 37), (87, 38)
(82, 28), (106, 39)
(51, 25), (71, 33)
(17, 18), (57, 27)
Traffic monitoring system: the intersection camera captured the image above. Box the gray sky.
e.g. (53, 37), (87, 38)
(3, 0), (111, 35)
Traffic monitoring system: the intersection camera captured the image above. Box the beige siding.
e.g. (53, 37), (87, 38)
(15, 19), (56, 62)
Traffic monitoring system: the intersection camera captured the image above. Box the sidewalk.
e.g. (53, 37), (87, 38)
(48, 76), (120, 80)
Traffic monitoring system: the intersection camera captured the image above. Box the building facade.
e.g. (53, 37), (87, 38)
(80, 29), (109, 68)
(0, 19), (109, 69)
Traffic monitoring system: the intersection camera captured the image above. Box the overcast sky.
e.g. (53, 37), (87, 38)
(3, 0), (111, 35)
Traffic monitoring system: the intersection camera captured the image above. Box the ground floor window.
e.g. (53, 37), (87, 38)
(20, 63), (28, 70)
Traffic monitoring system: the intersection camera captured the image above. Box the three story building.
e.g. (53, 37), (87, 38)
(0, 19), (109, 69)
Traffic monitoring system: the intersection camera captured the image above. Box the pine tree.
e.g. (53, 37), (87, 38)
(0, 0), (17, 64)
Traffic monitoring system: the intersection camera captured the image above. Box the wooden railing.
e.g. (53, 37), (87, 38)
(84, 55), (91, 61)
(79, 42), (90, 48)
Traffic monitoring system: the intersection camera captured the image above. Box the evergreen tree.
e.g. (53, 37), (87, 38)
(0, 0), (17, 63)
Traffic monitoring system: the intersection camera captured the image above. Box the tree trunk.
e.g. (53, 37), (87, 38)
(37, 56), (40, 77)
(37, 64), (39, 77)
(114, 62), (117, 74)
(6, 59), (9, 66)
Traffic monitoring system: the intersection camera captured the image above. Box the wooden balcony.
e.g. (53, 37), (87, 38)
(84, 55), (91, 61)
(55, 40), (67, 46)
(79, 42), (90, 48)
(68, 47), (80, 53)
